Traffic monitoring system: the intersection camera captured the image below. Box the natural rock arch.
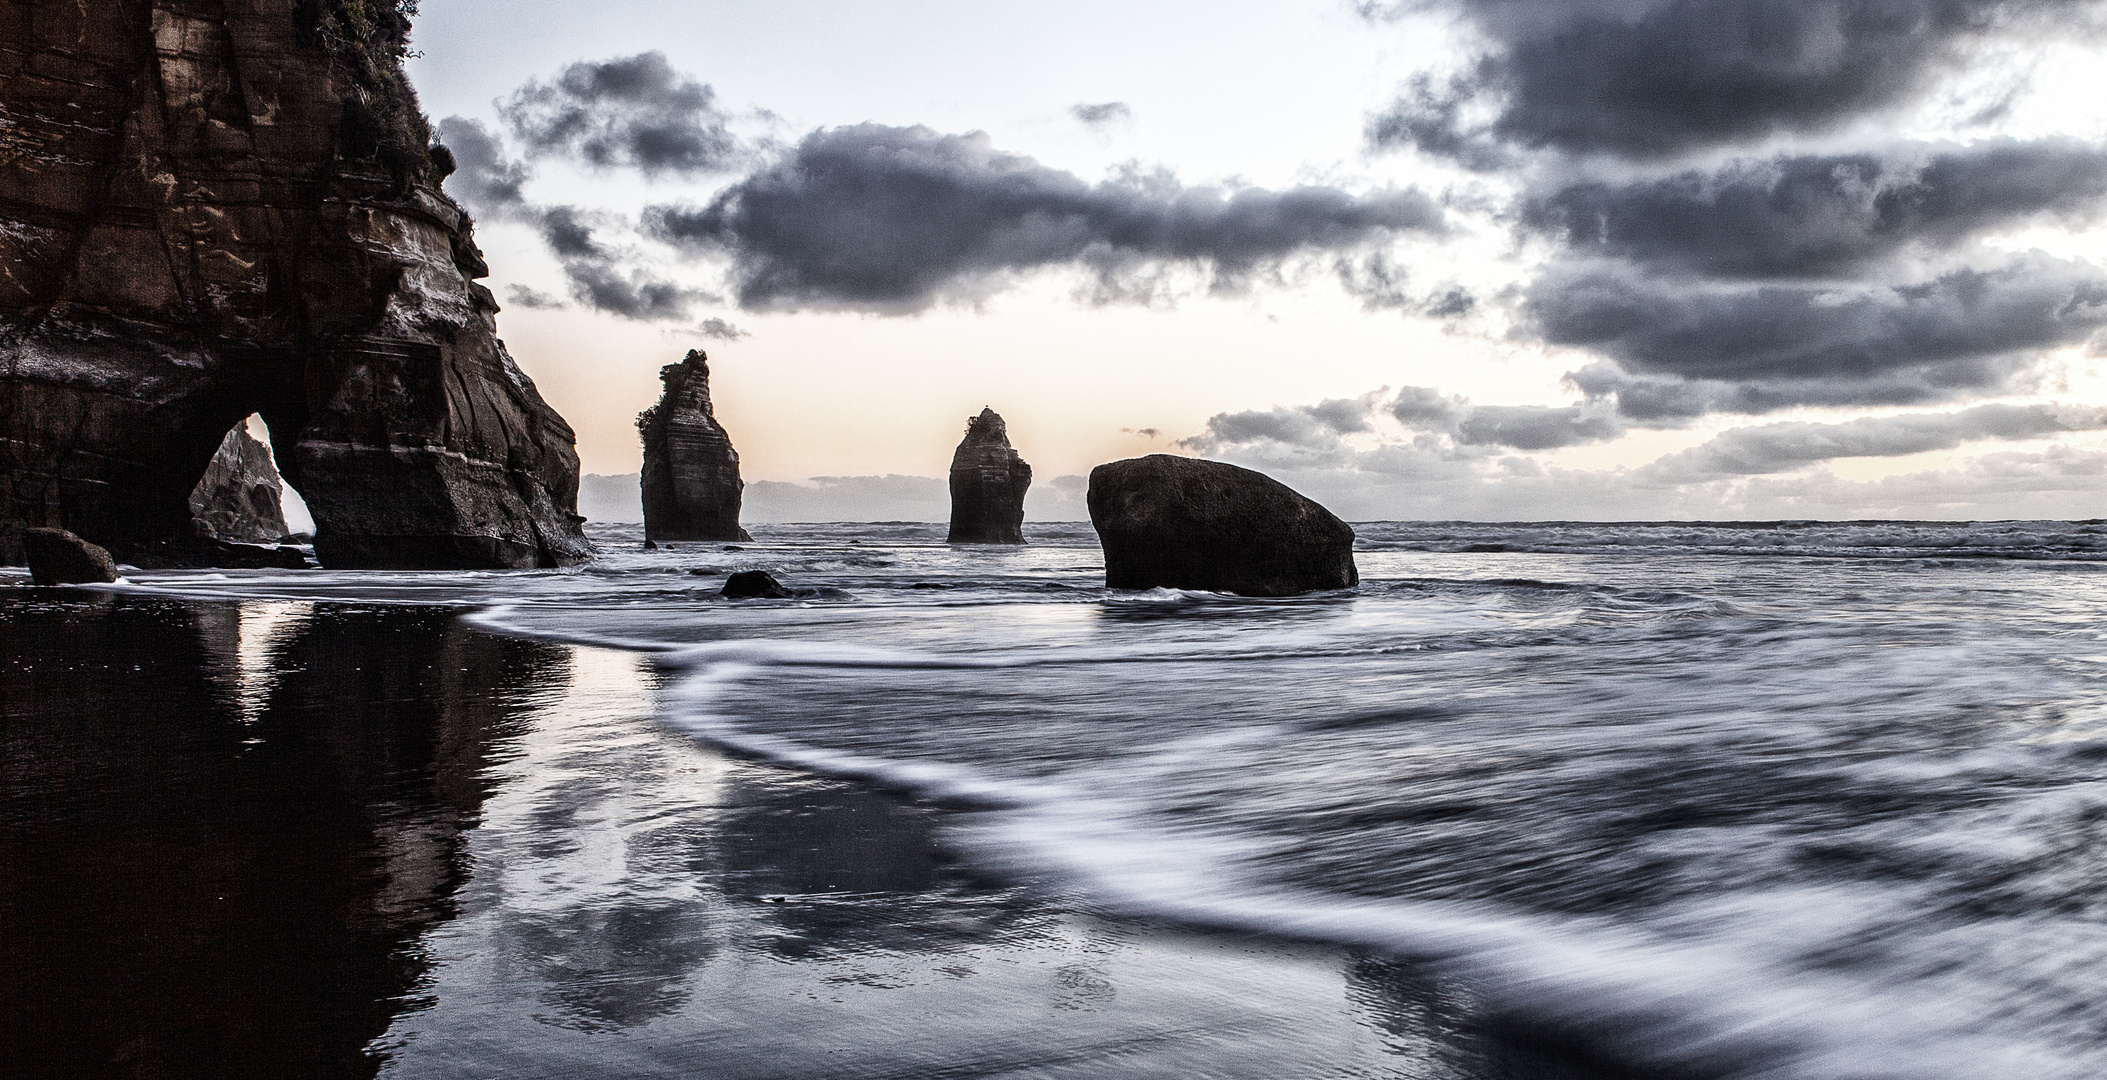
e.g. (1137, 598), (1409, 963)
(0, 0), (588, 568)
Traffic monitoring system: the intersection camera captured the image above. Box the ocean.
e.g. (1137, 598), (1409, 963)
(9, 518), (2107, 1078)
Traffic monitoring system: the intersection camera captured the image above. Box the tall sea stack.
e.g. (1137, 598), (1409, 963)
(0, 0), (590, 568)
(947, 408), (1031, 545)
(639, 350), (750, 542)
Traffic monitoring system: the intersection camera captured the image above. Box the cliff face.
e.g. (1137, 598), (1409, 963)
(0, 0), (590, 568)
(189, 426), (288, 544)
(639, 350), (749, 542)
(947, 408), (1030, 544)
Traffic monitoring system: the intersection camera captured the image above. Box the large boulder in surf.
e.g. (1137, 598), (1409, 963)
(22, 528), (121, 586)
(947, 408), (1032, 545)
(189, 428), (291, 545)
(1087, 455), (1357, 596)
(0, 0), (590, 570)
(640, 351), (752, 543)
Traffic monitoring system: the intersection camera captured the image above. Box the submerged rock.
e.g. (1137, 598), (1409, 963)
(947, 409), (1032, 545)
(189, 428), (290, 545)
(1087, 455), (1357, 596)
(22, 529), (120, 585)
(640, 351), (752, 543)
(722, 570), (792, 599)
(0, 0), (589, 569)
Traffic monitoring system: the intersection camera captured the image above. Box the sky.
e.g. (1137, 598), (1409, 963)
(405, 0), (2107, 521)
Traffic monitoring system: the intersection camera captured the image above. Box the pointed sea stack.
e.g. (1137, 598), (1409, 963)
(189, 428), (291, 545)
(640, 351), (751, 543)
(1087, 455), (1357, 596)
(0, 0), (590, 569)
(947, 409), (1032, 545)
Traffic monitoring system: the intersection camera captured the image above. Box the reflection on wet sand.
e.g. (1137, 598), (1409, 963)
(5, 594), (1499, 1079)
(375, 645), (1488, 1080)
(1, 595), (567, 1080)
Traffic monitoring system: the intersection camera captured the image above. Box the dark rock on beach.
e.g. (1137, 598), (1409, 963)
(189, 429), (290, 545)
(641, 351), (752, 543)
(0, 0), (590, 570)
(947, 408), (1032, 545)
(722, 570), (793, 599)
(21, 528), (120, 585)
(1087, 455), (1358, 597)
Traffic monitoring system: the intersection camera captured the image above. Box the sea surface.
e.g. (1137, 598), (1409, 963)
(12, 518), (2107, 1078)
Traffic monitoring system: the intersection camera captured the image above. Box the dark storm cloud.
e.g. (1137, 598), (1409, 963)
(1183, 395), (1381, 453)
(433, 121), (708, 321)
(1454, 404), (1628, 449)
(1526, 140), (2107, 278)
(1383, 387), (1632, 449)
(1529, 254), (2107, 413)
(1189, 387), (1629, 455)
(1368, 0), (2099, 161)
(538, 206), (714, 321)
(437, 116), (532, 215)
(504, 284), (566, 309)
(1645, 402), (2107, 479)
(646, 123), (1445, 312)
(500, 52), (742, 176)
(696, 317), (751, 341)
(1071, 101), (1133, 128)
(1335, 251), (1480, 317)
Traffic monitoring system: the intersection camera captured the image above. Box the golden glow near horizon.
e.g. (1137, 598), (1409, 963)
(416, 0), (2107, 520)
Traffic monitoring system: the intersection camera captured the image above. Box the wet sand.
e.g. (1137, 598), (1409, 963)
(2, 591), (1609, 1079)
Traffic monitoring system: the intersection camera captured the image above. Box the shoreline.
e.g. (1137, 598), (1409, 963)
(3, 589), (1610, 1079)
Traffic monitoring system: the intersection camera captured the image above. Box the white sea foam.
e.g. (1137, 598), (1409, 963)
(71, 519), (2107, 1077)
(637, 644), (2084, 1080)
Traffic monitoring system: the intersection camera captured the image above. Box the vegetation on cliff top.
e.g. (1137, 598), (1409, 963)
(296, 0), (441, 188)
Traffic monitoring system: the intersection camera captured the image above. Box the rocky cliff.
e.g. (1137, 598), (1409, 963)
(947, 408), (1030, 544)
(188, 426), (288, 543)
(0, 0), (590, 568)
(639, 350), (749, 542)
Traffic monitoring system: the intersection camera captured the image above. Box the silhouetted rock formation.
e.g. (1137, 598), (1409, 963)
(946, 408), (1031, 544)
(21, 528), (120, 585)
(640, 351), (750, 542)
(722, 570), (791, 599)
(0, 0), (589, 569)
(190, 428), (290, 545)
(1087, 455), (1358, 596)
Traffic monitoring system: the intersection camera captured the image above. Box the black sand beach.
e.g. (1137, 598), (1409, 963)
(4, 589), (1581, 1080)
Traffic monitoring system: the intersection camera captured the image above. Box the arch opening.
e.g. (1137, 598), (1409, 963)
(186, 413), (314, 554)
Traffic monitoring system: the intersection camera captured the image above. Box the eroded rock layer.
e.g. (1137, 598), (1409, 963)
(639, 350), (749, 542)
(0, 0), (589, 568)
(189, 426), (289, 544)
(947, 408), (1030, 544)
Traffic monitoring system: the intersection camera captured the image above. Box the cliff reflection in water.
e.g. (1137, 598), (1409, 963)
(0, 596), (567, 1080)
(5, 591), (1492, 1080)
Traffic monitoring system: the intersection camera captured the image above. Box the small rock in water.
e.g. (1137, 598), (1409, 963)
(1087, 454), (1357, 596)
(723, 545), (744, 551)
(22, 528), (121, 585)
(722, 570), (793, 599)
(643, 539), (658, 550)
